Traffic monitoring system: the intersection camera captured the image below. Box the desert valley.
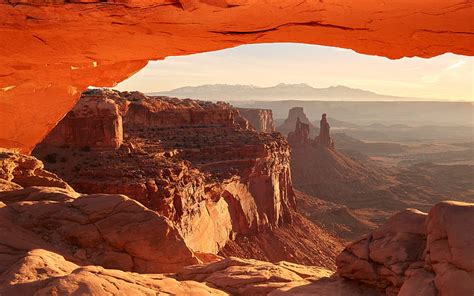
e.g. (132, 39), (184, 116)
(1, 0), (473, 295)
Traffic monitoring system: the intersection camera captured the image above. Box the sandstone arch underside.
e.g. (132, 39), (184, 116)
(0, 0), (473, 153)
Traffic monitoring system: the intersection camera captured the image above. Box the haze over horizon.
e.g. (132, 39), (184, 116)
(115, 43), (474, 102)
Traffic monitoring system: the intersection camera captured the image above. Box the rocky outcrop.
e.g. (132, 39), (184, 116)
(314, 113), (335, 149)
(33, 90), (323, 261)
(0, 149), (72, 191)
(219, 212), (343, 270)
(0, 158), (365, 296)
(40, 92), (123, 150)
(0, 247), (376, 296)
(287, 112), (334, 149)
(287, 117), (311, 145)
(178, 256), (379, 296)
(336, 201), (474, 296)
(0, 186), (199, 273)
(288, 112), (387, 210)
(1, 249), (226, 296)
(277, 107), (317, 136)
(238, 108), (275, 133)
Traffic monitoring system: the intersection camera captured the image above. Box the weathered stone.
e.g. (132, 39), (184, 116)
(41, 93), (123, 150)
(336, 202), (474, 296)
(33, 90), (304, 260)
(238, 108), (275, 133)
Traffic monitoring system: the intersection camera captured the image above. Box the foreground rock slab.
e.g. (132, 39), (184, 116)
(337, 201), (474, 296)
(0, 185), (199, 274)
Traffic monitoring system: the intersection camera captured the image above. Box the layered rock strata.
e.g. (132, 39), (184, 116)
(33, 90), (318, 261)
(0, 150), (370, 295)
(41, 94), (123, 150)
(238, 108), (275, 133)
(336, 201), (474, 296)
(1, 150), (472, 295)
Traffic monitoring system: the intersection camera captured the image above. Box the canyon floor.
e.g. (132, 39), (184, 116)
(279, 107), (474, 241)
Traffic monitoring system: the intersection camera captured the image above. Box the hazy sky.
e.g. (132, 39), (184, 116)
(115, 43), (473, 101)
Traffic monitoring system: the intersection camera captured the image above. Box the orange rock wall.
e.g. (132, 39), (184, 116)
(41, 94), (123, 149)
(1, 0), (473, 152)
(33, 90), (295, 254)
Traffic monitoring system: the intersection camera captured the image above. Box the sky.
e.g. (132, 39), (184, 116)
(115, 43), (474, 101)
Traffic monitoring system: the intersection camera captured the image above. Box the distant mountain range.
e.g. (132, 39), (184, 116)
(150, 83), (424, 101)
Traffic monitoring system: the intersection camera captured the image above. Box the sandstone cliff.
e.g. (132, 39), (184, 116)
(1, 150), (473, 295)
(33, 89), (341, 267)
(238, 108), (275, 133)
(41, 93), (123, 150)
(0, 155), (368, 295)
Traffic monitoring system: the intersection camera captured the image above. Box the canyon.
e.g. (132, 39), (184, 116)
(0, 89), (471, 294)
(285, 108), (474, 241)
(33, 89), (342, 267)
(1, 1), (473, 294)
(1, 150), (472, 295)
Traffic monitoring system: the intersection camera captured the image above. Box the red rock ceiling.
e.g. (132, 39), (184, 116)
(0, 0), (473, 152)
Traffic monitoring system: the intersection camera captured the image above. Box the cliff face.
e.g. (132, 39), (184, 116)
(238, 108), (275, 133)
(34, 89), (298, 256)
(41, 94), (123, 150)
(1, 161), (471, 296)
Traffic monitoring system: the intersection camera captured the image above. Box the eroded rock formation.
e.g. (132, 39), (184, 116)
(33, 90), (342, 267)
(287, 117), (311, 145)
(0, 149), (73, 191)
(2, 0), (472, 152)
(287, 112), (334, 149)
(314, 113), (335, 149)
(336, 201), (474, 296)
(238, 108), (275, 133)
(41, 92), (123, 150)
(0, 149), (373, 295)
(278, 107), (317, 136)
(1, 149), (473, 295)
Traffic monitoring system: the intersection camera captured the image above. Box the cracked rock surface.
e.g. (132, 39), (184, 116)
(336, 201), (474, 296)
(0, 0), (473, 152)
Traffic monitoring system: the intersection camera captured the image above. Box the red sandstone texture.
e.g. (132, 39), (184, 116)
(237, 108), (275, 133)
(337, 201), (474, 296)
(0, 0), (473, 152)
(0, 148), (376, 295)
(1, 149), (473, 295)
(33, 89), (343, 267)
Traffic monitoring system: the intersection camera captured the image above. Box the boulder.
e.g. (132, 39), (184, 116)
(336, 202), (474, 296)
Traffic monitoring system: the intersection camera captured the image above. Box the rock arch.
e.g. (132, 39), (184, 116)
(0, 0), (472, 152)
